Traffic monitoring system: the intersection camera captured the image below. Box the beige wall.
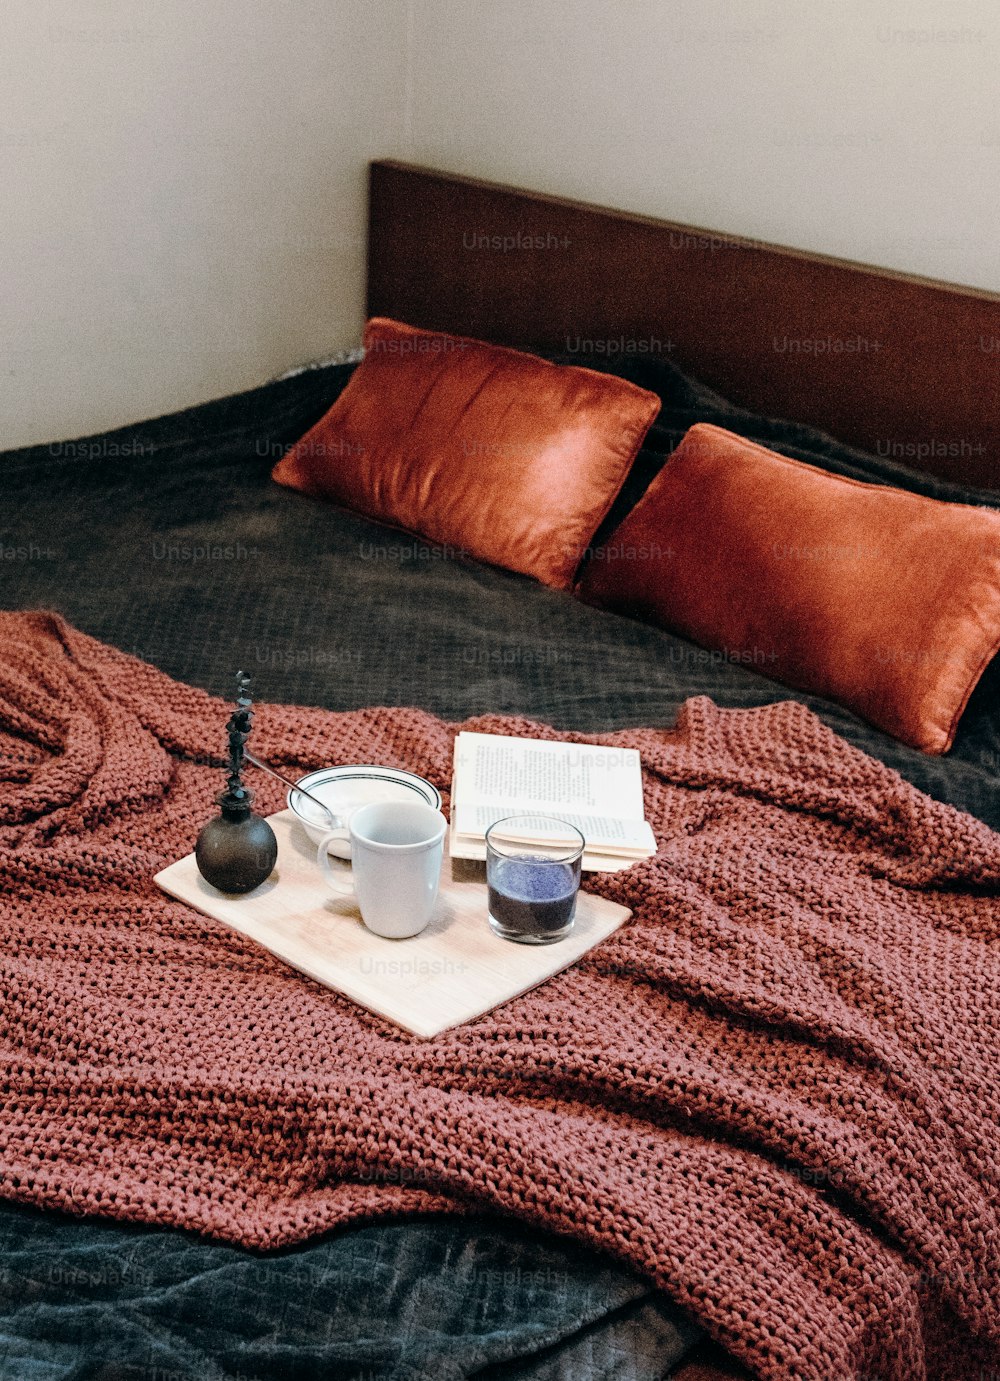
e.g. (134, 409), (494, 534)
(3, 0), (996, 450)
(406, 0), (998, 291)
(2, 0), (408, 450)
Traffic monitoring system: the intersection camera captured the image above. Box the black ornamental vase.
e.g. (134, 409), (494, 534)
(196, 786), (277, 895)
(194, 672), (278, 894)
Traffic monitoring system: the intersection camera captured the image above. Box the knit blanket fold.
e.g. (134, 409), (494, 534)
(1, 610), (998, 1381)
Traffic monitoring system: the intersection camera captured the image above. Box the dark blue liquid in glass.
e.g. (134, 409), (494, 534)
(487, 856), (579, 943)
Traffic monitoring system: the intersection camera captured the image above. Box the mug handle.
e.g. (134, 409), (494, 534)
(316, 827), (355, 896)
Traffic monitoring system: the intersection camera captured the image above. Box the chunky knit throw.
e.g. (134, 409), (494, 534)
(1, 612), (999, 1381)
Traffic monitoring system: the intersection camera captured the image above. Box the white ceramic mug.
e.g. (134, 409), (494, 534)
(316, 800), (447, 939)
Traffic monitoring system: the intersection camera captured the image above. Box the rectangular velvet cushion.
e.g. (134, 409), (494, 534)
(578, 423), (1000, 753)
(272, 318), (660, 590)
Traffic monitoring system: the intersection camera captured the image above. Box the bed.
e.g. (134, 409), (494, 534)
(0, 160), (998, 1381)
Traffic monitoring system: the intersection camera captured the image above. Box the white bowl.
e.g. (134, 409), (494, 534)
(288, 764), (443, 858)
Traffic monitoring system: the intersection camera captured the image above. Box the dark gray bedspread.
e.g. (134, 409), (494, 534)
(1, 354), (997, 1381)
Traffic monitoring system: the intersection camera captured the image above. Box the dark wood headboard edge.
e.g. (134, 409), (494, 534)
(367, 159), (1000, 489)
(370, 158), (1000, 306)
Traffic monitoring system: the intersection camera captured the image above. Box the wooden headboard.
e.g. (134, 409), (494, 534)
(367, 160), (1000, 491)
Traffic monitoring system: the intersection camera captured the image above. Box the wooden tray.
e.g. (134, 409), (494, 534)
(154, 810), (631, 1039)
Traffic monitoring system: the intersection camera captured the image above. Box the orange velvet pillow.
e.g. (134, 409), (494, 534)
(578, 423), (1000, 753)
(272, 318), (660, 591)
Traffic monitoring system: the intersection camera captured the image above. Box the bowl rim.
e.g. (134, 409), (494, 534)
(286, 763), (442, 824)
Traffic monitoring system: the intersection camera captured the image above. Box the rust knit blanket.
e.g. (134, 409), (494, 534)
(1, 612), (999, 1381)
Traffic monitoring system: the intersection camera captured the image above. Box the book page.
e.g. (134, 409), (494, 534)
(451, 732), (655, 853)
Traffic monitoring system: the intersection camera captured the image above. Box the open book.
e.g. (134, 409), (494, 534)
(449, 731), (657, 872)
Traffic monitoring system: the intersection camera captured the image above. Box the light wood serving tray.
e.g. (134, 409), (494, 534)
(154, 810), (631, 1039)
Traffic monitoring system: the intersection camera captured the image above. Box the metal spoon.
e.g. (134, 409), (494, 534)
(244, 749), (338, 825)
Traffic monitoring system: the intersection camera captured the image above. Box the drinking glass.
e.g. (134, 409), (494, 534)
(485, 815), (585, 944)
